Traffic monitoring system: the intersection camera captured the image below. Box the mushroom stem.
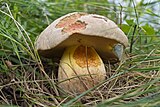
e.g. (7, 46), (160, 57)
(58, 45), (106, 94)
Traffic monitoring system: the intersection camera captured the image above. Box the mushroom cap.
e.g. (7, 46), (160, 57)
(35, 12), (128, 62)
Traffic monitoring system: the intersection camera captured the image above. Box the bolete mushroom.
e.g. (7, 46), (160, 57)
(35, 12), (128, 94)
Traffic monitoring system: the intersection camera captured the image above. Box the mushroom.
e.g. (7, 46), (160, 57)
(35, 12), (128, 94)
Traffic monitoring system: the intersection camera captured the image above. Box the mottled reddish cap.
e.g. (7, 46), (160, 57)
(35, 12), (128, 62)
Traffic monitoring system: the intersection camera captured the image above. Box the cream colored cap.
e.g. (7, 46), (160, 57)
(35, 12), (128, 62)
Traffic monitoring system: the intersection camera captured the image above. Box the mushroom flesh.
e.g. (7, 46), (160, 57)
(35, 12), (128, 94)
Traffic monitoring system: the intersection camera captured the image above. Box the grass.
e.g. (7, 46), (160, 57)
(0, 0), (160, 106)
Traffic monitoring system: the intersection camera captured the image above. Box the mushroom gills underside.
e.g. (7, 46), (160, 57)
(58, 45), (106, 94)
(43, 34), (125, 63)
